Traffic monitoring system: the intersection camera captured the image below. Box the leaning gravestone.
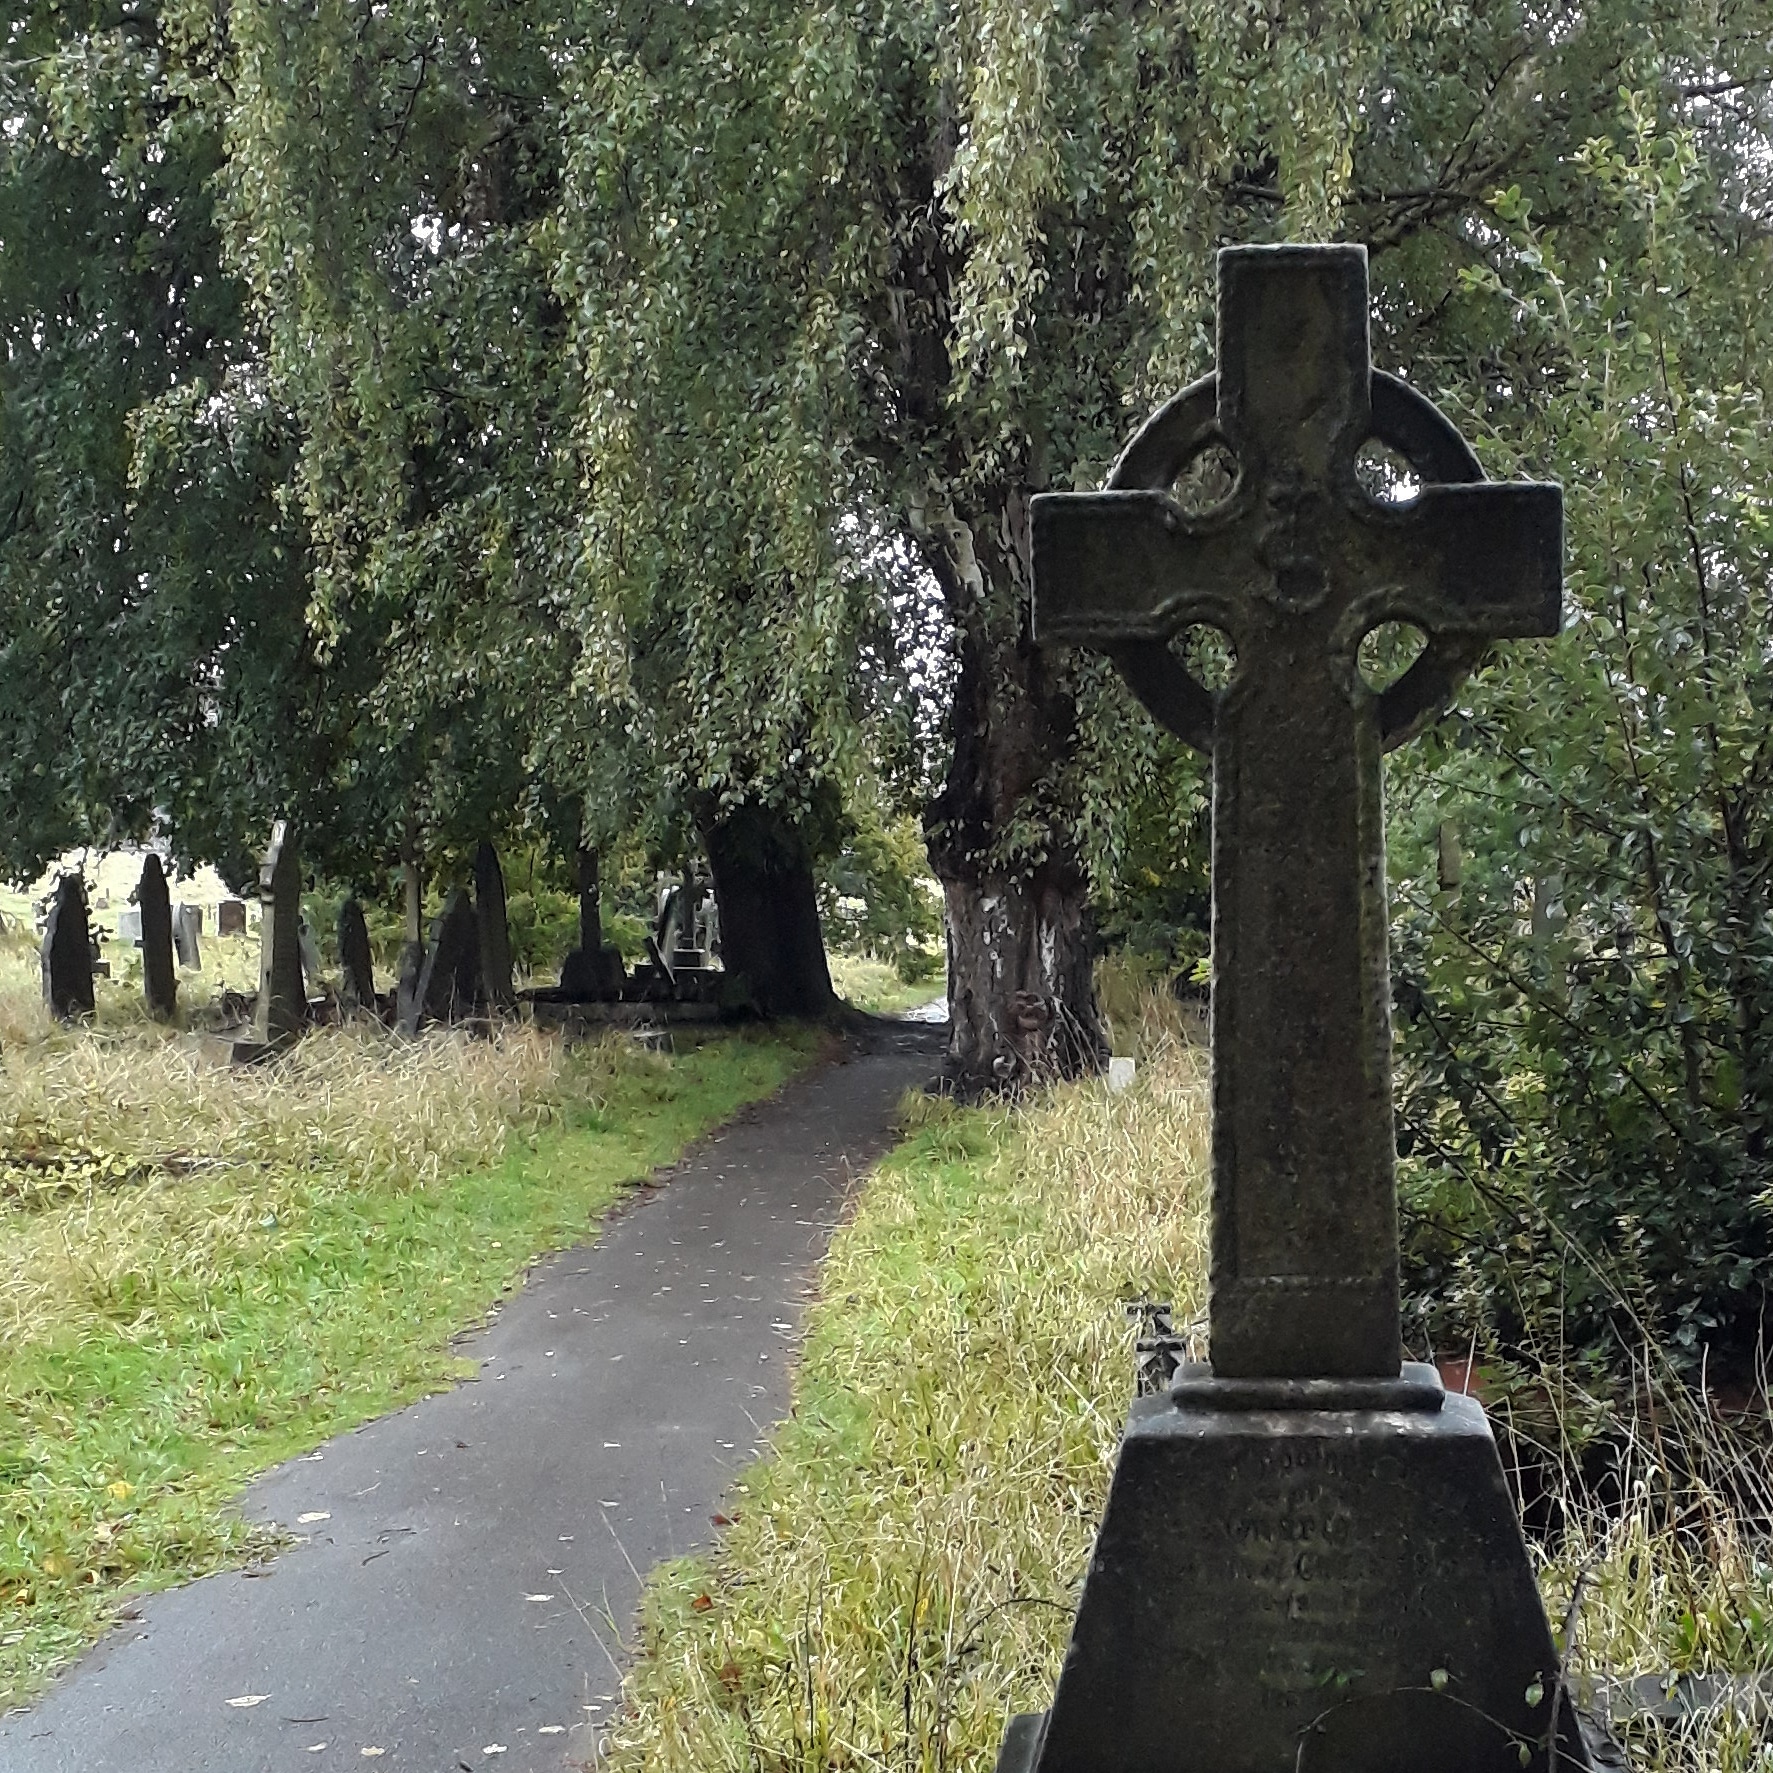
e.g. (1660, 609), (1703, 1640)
(217, 897), (248, 938)
(254, 822), (305, 1045)
(474, 842), (515, 1009)
(399, 888), (482, 1035)
(1000, 246), (1587, 1773)
(337, 897), (378, 1015)
(40, 873), (95, 1021)
(136, 854), (178, 1023)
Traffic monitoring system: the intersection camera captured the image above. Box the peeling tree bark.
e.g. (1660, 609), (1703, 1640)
(923, 493), (1105, 1091)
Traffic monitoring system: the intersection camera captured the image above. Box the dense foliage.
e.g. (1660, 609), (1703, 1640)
(4, 0), (1773, 1365)
(1386, 88), (1773, 1390)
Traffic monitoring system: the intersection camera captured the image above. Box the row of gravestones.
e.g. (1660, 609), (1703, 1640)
(39, 858), (258, 1024)
(39, 832), (549, 1045)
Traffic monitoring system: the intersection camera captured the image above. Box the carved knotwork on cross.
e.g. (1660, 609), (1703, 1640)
(1033, 244), (1562, 1379)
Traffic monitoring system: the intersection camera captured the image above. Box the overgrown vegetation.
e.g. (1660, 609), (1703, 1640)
(604, 1024), (1773, 1772)
(1389, 103), (1773, 1398)
(0, 989), (815, 1707)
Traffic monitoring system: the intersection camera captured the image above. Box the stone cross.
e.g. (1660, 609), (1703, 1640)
(1033, 244), (1561, 1379)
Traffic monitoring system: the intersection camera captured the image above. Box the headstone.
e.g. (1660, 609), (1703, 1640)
(217, 897), (248, 937)
(474, 842), (515, 1008)
(116, 906), (144, 944)
(399, 888), (482, 1035)
(1001, 246), (1588, 1773)
(559, 842), (626, 998)
(254, 821), (305, 1045)
(136, 854), (177, 1022)
(337, 896), (377, 1015)
(172, 903), (203, 970)
(39, 874), (95, 1020)
(297, 917), (321, 986)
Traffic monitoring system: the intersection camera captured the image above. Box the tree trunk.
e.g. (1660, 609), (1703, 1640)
(923, 491), (1105, 1090)
(576, 842), (603, 955)
(700, 801), (836, 1019)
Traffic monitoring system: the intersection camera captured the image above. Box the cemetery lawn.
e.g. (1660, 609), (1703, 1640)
(607, 1028), (1773, 1773)
(0, 1019), (818, 1708)
(827, 952), (945, 1017)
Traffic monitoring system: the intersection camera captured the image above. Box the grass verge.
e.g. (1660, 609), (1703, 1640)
(827, 953), (945, 1019)
(607, 1034), (1773, 1773)
(0, 1018), (817, 1707)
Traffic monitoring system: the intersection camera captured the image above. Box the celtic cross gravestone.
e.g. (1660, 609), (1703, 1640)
(997, 246), (1592, 1773)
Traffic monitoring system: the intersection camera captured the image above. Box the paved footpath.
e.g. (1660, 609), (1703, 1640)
(0, 1030), (938, 1773)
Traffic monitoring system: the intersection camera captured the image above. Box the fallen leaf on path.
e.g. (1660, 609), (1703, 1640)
(538, 1725), (565, 1734)
(691, 1595), (714, 1613)
(296, 1512), (331, 1524)
(361, 1749), (386, 1759)
(712, 1513), (736, 1526)
(483, 1746), (507, 1755)
(225, 1694), (270, 1708)
(525, 1593), (554, 1602)
(306, 1745), (327, 1754)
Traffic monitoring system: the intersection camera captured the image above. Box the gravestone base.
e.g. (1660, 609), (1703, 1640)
(998, 1366), (1591, 1773)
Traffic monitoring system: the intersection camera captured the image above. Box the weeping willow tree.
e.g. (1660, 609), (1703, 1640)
(550, 0), (1412, 1081)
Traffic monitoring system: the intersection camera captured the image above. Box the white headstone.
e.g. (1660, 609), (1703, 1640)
(172, 903), (202, 970)
(116, 906), (143, 944)
(1107, 1057), (1137, 1094)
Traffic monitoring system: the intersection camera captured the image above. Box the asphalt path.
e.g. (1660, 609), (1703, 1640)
(0, 1027), (938, 1773)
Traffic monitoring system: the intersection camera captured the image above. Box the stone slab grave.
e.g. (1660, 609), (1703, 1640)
(39, 873), (95, 1021)
(998, 245), (1591, 1773)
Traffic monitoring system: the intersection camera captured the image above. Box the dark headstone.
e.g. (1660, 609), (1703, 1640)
(399, 888), (482, 1035)
(254, 821), (305, 1044)
(136, 854), (177, 1023)
(172, 903), (202, 970)
(40, 873), (95, 1021)
(217, 897), (248, 938)
(1000, 245), (1585, 1773)
(559, 943), (626, 999)
(474, 842), (514, 1009)
(337, 896), (377, 1015)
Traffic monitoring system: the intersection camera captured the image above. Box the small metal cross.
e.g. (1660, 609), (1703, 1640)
(1034, 245), (1562, 1377)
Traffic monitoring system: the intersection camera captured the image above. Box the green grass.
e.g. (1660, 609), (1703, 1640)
(828, 952), (945, 1018)
(0, 1022), (817, 1706)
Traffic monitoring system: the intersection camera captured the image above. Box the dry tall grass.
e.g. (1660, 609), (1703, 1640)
(1, 1010), (571, 1355)
(607, 1028), (1773, 1773)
